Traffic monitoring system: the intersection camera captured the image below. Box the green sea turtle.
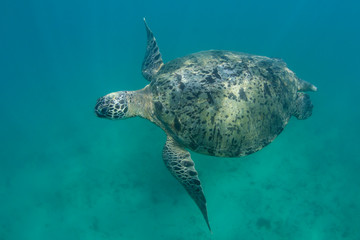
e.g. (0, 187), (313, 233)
(94, 19), (317, 230)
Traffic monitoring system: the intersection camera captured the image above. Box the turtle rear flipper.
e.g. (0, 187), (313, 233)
(298, 79), (317, 92)
(293, 92), (313, 120)
(142, 18), (164, 81)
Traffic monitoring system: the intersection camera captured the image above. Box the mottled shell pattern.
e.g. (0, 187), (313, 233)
(150, 50), (302, 157)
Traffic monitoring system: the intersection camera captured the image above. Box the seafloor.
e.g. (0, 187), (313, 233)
(1, 0), (359, 239)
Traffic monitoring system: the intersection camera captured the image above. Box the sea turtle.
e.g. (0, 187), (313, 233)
(94, 19), (317, 230)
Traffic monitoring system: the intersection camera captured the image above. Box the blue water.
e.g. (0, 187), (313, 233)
(1, 0), (359, 239)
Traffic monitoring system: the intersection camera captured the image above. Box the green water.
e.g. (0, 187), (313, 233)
(1, 0), (359, 239)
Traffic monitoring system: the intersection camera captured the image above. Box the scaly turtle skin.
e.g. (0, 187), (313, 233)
(94, 19), (317, 231)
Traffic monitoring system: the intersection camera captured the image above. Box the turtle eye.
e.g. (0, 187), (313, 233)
(95, 105), (108, 118)
(100, 107), (108, 115)
(95, 97), (106, 118)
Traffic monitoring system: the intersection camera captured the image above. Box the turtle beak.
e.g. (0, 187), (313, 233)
(95, 97), (107, 118)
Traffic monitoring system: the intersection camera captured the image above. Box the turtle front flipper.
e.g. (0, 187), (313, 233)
(162, 136), (211, 231)
(142, 18), (164, 81)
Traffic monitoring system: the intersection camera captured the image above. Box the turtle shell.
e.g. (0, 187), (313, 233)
(150, 50), (300, 157)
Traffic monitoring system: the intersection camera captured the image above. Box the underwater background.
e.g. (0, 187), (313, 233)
(1, 0), (359, 239)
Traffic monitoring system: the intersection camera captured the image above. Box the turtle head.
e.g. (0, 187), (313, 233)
(95, 91), (132, 120)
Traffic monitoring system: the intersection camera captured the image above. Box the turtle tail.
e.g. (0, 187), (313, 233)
(292, 92), (314, 120)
